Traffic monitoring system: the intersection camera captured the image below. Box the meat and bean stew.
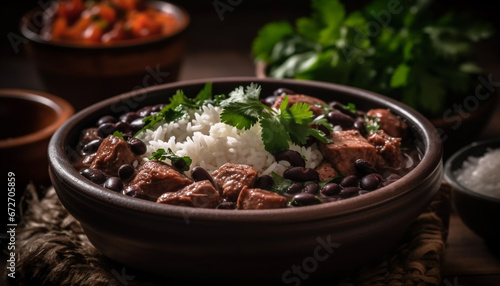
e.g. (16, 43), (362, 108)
(72, 85), (421, 210)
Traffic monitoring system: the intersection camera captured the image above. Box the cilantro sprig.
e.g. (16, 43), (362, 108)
(220, 83), (331, 154)
(150, 148), (192, 172)
(135, 83), (225, 136)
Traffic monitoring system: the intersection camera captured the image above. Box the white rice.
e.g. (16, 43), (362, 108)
(454, 148), (500, 198)
(136, 104), (323, 176)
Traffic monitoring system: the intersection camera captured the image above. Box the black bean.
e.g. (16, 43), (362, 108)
(286, 182), (304, 194)
(339, 187), (360, 199)
(115, 121), (131, 134)
(123, 185), (150, 200)
(275, 150), (306, 167)
(254, 175), (274, 190)
(358, 190), (370, 195)
(290, 193), (321, 206)
(81, 139), (102, 155)
(353, 119), (367, 136)
(329, 101), (356, 118)
(340, 175), (358, 187)
(360, 174), (380, 190)
(354, 159), (377, 175)
(317, 124), (331, 137)
(137, 106), (153, 117)
(173, 159), (188, 172)
(386, 173), (402, 181)
(216, 202), (236, 210)
(327, 111), (354, 128)
(128, 137), (147, 155)
(118, 164), (135, 181)
(273, 87), (296, 97)
(283, 167), (319, 182)
(97, 115), (117, 126)
(191, 167), (215, 187)
(80, 168), (106, 184)
(303, 182), (319, 194)
(97, 122), (116, 138)
(320, 183), (342, 196)
(261, 96), (277, 107)
(103, 177), (123, 192)
(130, 118), (146, 132)
(151, 104), (166, 112)
(120, 112), (141, 123)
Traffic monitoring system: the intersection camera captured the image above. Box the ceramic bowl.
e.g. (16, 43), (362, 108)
(20, 0), (190, 111)
(48, 77), (443, 284)
(444, 138), (500, 248)
(0, 89), (73, 193)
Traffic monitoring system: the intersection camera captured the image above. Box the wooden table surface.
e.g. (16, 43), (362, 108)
(1, 2), (500, 285)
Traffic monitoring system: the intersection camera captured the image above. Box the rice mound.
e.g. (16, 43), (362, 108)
(454, 148), (500, 199)
(136, 104), (323, 175)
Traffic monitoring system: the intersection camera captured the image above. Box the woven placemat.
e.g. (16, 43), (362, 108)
(6, 183), (451, 286)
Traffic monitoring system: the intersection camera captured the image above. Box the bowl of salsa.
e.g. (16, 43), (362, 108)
(20, 0), (190, 111)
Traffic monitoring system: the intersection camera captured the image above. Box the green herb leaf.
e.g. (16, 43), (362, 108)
(365, 115), (380, 133)
(149, 148), (192, 172)
(270, 172), (292, 194)
(260, 112), (290, 154)
(252, 21), (295, 62)
(113, 131), (124, 139)
(150, 148), (167, 161)
(135, 83), (217, 136)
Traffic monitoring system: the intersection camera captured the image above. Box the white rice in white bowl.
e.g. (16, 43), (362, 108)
(453, 148), (500, 199)
(136, 104), (324, 176)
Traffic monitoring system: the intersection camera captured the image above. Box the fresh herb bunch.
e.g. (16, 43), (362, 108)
(252, 0), (494, 116)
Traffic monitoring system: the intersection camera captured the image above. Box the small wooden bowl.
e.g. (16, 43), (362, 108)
(0, 89), (74, 193)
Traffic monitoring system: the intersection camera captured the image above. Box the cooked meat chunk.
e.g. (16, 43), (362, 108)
(366, 109), (407, 138)
(90, 135), (137, 175)
(272, 94), (327, 116)
(212, 163), (258, 202)
(319, 130), (381, 176)
(79, 127), (100, 144)
(237, 188), (287, 210)
(129, 161), (193, 199)
(156, 180), (221, 208)
(315, 161), (340, 181)
(368, 130), (402, 168)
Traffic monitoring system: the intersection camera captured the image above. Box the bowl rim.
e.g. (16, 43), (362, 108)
(444, 137), (500, 203)
(0, 89), (74, 149)
(49, 76), (443, 222)
(19, 0), (190, 50)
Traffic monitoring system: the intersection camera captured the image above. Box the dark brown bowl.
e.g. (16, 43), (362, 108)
(48, 77), (443, 284)
(0, 89), (73, 194)
(444, 138), (500, 251)
(20, 1), (190, 111)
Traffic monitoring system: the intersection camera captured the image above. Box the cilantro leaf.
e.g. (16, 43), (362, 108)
(252, 21), (295, 62)
(220, 100), (263, 130)
(113, 131), (124, 139)
(260, 112), (290, 154)
(270, 172), (292, 194)
(149, 148), (192, 172)
(365, 115), (380, 133)
(135, 83), (217, 136)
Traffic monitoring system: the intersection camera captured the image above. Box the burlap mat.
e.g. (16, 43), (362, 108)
(6, 183), (451, 286)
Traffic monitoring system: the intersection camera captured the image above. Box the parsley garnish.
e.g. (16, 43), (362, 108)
(149, 148), (192, 172)
(113, 131), (124, 139)
(135, 83), (225, 136)
(365, 115), (380, 133)
(220, 84), (331, 154)
(270, 172), (292, 194)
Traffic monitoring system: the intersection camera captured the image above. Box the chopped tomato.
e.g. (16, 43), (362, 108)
(82, 23), (104, 44)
